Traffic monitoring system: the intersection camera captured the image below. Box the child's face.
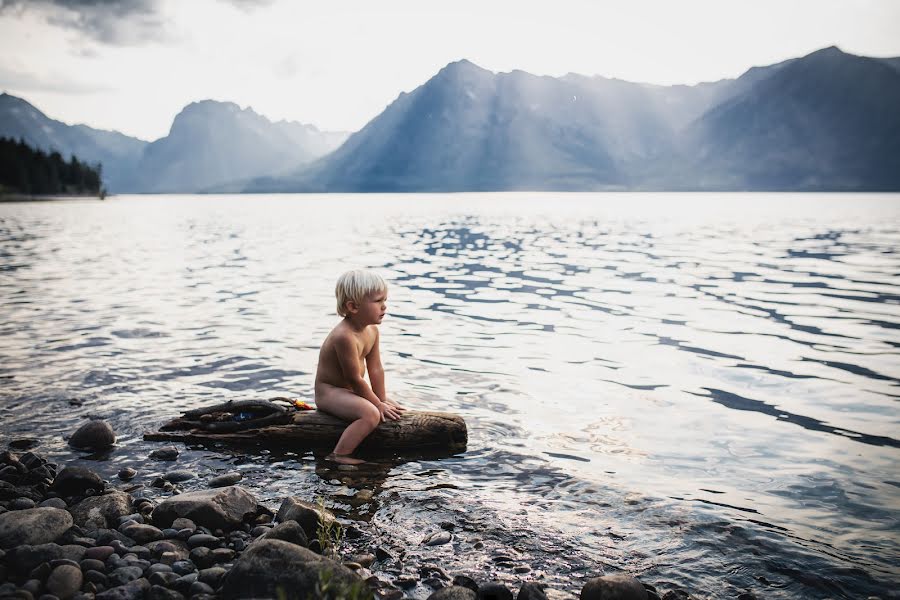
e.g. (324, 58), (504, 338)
(355, 290), (387, 325)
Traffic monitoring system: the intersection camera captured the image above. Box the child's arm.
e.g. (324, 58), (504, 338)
(367, 328), (387, 402)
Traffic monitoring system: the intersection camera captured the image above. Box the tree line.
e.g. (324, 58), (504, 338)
(0, 137), (104, 197)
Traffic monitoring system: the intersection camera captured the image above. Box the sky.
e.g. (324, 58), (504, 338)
(1, 0), (899, 142)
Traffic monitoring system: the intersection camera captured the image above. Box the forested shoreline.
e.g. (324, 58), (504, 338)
(0, 136), (104, 198)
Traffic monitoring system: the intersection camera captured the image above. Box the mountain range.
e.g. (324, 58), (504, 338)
(0, 94), (348, 193)
(2, 46), (899, 193)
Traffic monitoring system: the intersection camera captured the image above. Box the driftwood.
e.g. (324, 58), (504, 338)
(144, 406), (467, 455)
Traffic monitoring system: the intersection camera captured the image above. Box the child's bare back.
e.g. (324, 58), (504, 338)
(314, 270), (405, 465)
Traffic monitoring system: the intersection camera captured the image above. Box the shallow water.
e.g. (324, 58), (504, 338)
(1, 193), (898, 599)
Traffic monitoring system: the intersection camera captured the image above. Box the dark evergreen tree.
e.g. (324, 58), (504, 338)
(0, 137), (104, 196)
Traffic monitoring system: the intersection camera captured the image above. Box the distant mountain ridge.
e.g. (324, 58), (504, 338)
(247, 46), (900, 192)
(3, 45), (899, 193)
(0, 93), (147, 191)
(0, 94), (348, 193)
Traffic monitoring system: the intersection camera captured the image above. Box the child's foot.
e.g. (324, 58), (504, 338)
(326, 452), (366, 465)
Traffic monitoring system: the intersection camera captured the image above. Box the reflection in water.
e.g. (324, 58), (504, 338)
(1, 193), (898, 599)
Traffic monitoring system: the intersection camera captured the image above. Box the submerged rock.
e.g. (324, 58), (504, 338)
(0, 507), (73, 549)
(118, 468), (137, 481)
(152, 486), (258, 530)
(149, 446), (179, 461)
(209, 471), (242, 488)
(69, 420), (116, 450)
(581, 574), (648, 600)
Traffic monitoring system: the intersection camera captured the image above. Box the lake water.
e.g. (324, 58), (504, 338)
(1, 193), (898, 599)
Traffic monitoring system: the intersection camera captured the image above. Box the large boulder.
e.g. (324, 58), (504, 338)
(221, 539), (369, 600)
(69, 491), (132, 529)
(50, 466), (105, 497)
(69, 420), (116, 450)
(152, 485), (258, 530)
(581, 575), (648, 600)
(0, 507), (73, 549)
(276, 497), (336, 541)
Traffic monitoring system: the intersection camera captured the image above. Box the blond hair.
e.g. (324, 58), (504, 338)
(335, 269), (388, 317)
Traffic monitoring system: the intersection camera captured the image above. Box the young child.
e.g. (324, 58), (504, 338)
(315, 269), (405, 464)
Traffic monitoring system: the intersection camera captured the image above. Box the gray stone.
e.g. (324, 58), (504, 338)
(84, 546), (115, 561)
(117, 468), (137, 481)
(478, 582), (513, 600)
(581, 575), (648, 600)
(120, 524), (164, 544)
(39, 498), (68, 509)
(198, 566), (226, 586)
(95, 578), (150, 600)
(50, 467), (105, 498)
(208, 472), (241, 488)
(423, 531), (452, 546)
(189, 581), (214, 596)
(220, 539), (366, 600)
(189, 547), (213, 569)
(147, 585), (184, 600)
(85, 569), (108, 585)
(11, 497), (37, 510)
(170, 518), (195, 531)
(108, 566), (144, 587)
(148, 571), (179, 587)
(69, 492), (132, 530)
(275, 497), (336, 541)
(80, 558), (106, 572)
(69, 420), (116, 450)
(186, 534), (221, 548)
(146, 539), (188, 562)
(149, 446), (179, 461)
(170, 560), (196, 576)
(162, 470), (194, 483)
(255, 520), (308, 548)
(0, 508), (74, 549)
(210, 547), (235, 563)
(151, 486), (258, 530)
(428, 587), (477, 600)
(46, 564), (83, 600)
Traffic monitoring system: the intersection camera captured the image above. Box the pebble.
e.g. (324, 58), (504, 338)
(108, 565), (144, 587)
(39, 498), (68, 509)
(171, 518), (196, 531)
(210, 547), (235, 563)
(147, 584), (184, 600)
(11, 497), (37, 509)
(46, 564), (84, 600)
(171, 560), (196, 576)
(478, 582), (514, 600)
(84, 570), (107, 585)
(117, 467), (137, 481)
(148, 571), (179, 587)
(84, 546), (115, 561)
(424, 531), (453, 546)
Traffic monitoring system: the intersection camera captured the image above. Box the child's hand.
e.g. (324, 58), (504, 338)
(378, 402), (403, 421)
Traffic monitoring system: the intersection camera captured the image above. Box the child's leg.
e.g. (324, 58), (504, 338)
(315, 384), (381, 462)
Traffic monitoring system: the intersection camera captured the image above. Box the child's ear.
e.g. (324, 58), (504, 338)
(346, 300), (359, 314)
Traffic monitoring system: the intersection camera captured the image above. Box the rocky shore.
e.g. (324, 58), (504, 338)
(0, 421), (696, 600)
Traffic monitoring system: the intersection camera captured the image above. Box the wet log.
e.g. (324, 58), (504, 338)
(144, 410), (467, 455)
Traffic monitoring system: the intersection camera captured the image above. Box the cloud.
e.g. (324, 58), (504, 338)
(0, 63), (113, 94)
(0, 0), (171, 45)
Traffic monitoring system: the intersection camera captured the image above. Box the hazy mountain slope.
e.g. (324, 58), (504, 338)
(671, 46), (900, 190)
(0, 93), (147, 191)
(134, 100), (349, 193)
(247, 60), (706, 192)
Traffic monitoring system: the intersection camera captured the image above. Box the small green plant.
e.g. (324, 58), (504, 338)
(316, 496), (344, 560)
(309, 567), (371, 600)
